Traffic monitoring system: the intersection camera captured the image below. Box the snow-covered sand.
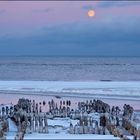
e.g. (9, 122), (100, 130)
(4, 116), (121, 140)
(24, 117), (120, 140)
(6, 119), (18, 139)
(0, 81), (140, 100)
(24, 134), (120, 139)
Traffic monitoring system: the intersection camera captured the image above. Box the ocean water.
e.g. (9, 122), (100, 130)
(0, 56), (140, 81)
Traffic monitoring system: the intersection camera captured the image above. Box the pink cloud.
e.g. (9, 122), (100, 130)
(0, 1), (140, 36)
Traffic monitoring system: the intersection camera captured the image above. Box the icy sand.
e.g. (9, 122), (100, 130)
(24, 134), (120, 139)
(0, 81), (140, 100)
(5, 118), (121, 140)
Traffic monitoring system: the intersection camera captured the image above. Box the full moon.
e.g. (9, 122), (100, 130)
(88, 10), (95, 17)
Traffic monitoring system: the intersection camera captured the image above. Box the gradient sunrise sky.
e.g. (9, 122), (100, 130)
(0, 1), (140, 56)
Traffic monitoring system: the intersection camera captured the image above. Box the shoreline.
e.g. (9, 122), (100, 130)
(0, 90), (140, 101)
(0, 81), (140, 101)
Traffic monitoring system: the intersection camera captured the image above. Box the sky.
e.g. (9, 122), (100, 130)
(0, 1), (140, 56)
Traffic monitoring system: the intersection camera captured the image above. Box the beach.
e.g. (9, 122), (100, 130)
(0, 81), (140, 110)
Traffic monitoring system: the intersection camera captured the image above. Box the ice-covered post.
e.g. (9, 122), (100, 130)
(100, 115), (107, 135)
(69, 123), (74, 134)
(36, 103), (38, 114)
(38, 114), (43, 133)
(88, 117), (93, 134)
(2, 107), (5, 117)
(43, 114), (48, 133)
(35, 114), (38, 132)
(32, 100), (35, 113)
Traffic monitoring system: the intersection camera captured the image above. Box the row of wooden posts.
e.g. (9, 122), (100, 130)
(0, 118), (9, 140)
(0, 97), (140, 140)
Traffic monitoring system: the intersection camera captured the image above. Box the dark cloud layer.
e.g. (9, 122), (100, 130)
(0, 16), (140, 56)
(95, 1), (140, 8)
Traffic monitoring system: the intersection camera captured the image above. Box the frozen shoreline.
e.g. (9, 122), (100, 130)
(1, 90), (140, 101)
(0, 81), (140, 100)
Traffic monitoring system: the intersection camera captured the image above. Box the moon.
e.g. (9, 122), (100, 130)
(88, 10), (95, 17)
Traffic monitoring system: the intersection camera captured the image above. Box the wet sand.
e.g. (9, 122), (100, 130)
(0, 91), (140, 112)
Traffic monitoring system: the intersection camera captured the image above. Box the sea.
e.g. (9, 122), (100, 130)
(0, 56), (140, 110)
(0, 56), (140, 81)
